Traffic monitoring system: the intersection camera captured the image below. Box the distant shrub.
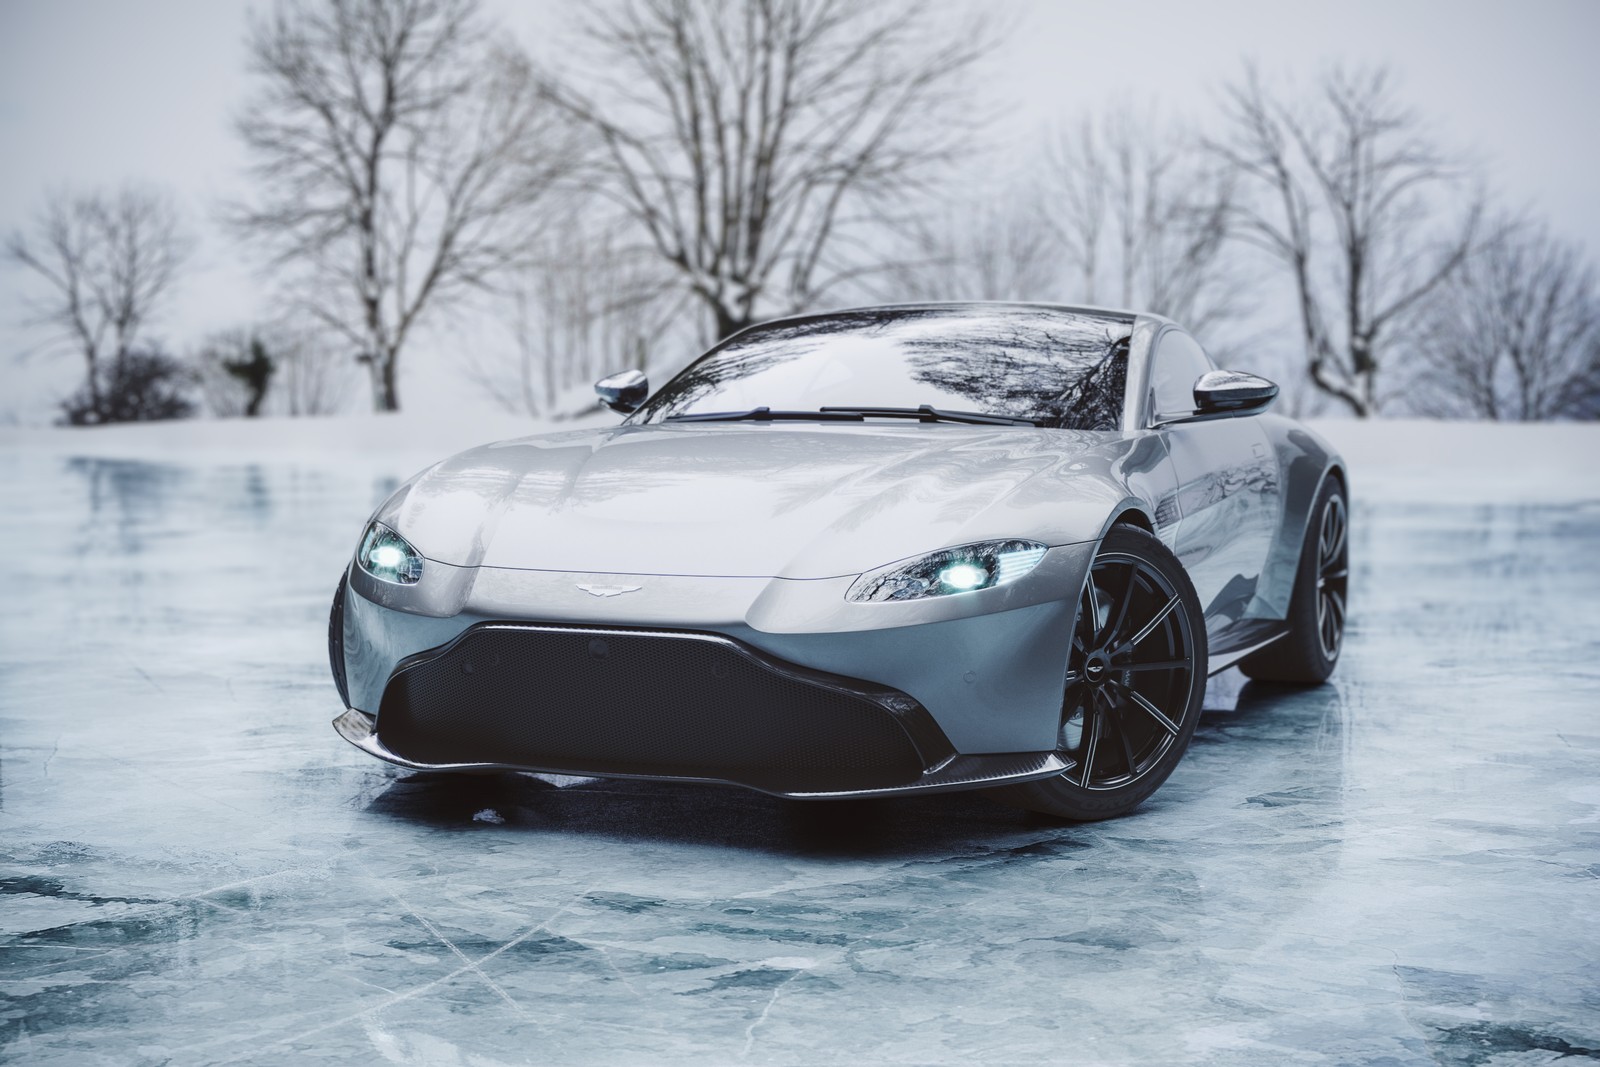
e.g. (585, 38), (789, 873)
(61, 349), (196, 425)
(195, 329), (278, 417)
(223, 337), (275, 417)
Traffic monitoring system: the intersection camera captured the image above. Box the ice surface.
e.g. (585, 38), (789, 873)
(1, 420), (1598, 1064)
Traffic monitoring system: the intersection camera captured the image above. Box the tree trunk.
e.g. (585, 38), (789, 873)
(366, 352), (400, 413)
(84, 346), (102, 422)
(712, 301), (753, 342)
(380, 352), (399, 412)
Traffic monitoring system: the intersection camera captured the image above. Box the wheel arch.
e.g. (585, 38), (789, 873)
(1109, 508), (1154, 533)
(1094, 503), (1156, 543)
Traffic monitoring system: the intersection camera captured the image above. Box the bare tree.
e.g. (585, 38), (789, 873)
(6, 185), (191, 421)
(276, 330), (352, 416)
(231, 0), (582, 411)
(543, 0), (992, 340)
(1044, 107), (1242, 336)
(1211, 65), (1480, 417)
(887, 186), (1063, 303)
(1414, 218), (1600, 421)
(468, 217), (687, 417)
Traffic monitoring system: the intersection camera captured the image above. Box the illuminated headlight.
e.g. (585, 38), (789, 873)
(357, 522), (424, 585)
(846, 539), (1048, 602)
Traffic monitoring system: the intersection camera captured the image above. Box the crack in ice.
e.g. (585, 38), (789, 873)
(742, 969), (803, 1057)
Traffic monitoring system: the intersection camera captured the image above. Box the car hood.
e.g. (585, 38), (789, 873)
(376, 423), (1135, 579)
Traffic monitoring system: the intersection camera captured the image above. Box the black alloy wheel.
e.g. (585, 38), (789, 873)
(988, 526), (1207, 821)
(1241, 478), (1348, 684)
(1313, 493), (1348, 661)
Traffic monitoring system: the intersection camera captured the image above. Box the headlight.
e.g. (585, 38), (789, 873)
(846, 539), (1048, 602)
(357, 522), (425, 585)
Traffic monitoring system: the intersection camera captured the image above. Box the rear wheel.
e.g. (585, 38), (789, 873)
(1240, 479), (1347, 684)
(987, 526), (1207, 821)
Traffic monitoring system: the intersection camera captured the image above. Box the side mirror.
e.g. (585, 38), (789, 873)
(1191, 369), (1278, 418)
(595, 369), (648, 414)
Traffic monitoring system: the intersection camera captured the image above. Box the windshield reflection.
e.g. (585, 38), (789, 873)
(632, 305), (1132, 430)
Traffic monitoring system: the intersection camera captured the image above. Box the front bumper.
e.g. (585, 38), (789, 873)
(332, 621), (1070, 798)
(333, 543), (1094, 797)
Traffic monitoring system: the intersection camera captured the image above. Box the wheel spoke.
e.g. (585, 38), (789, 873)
(1084, 574), (1102, 636)
(1114, 594), (1180, 656)
(1321, 566), (1349, 582)
(1078, 700), (1102, 788)
(1322, 501), (1347, 565)
(1326, 591), (1345, 645)
(1316, 584), (1345, 656)
(1104, 690), (1139, 777)
(1101, 563), (1137, 644)
(1118, 684), (1180, 736)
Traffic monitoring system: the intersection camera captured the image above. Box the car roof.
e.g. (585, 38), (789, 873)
(728, 300), (1179, 342)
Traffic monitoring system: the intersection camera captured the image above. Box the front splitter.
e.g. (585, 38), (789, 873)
(332, 708), (1068, 800)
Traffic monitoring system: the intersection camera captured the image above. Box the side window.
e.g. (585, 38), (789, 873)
(1150, 330), (1214, 420)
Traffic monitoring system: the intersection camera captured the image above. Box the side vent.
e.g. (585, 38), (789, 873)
(1154, 492), (1181, 530)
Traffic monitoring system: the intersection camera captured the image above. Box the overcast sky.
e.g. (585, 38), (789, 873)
(2, 0), (1597, 422)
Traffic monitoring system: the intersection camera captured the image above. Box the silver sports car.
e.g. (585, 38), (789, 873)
(330, 303), (1347, 820)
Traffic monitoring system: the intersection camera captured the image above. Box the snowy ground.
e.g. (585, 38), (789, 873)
(1, 414), (1598, 1065)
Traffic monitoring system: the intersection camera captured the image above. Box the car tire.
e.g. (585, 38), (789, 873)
(987, 525), (1208, 822)
(329, 574), (350, 708)
(1239, 478), (1347, 685)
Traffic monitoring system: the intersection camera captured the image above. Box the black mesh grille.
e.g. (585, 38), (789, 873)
(376, 625), (930, 792)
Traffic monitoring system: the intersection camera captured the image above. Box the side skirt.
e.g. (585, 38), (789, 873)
(1206, 623), (1291, 675)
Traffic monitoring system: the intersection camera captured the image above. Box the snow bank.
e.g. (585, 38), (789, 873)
(1306, 418), (1600, 504)
(0, 407), (615, 475)
(1, 409), (1594, 504)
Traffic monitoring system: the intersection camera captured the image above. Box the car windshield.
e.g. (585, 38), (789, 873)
(629, 305), (1132, 430)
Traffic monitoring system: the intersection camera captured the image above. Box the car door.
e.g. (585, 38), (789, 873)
(1147, 329), (1283, 648)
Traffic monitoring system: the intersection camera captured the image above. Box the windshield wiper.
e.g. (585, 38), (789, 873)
(664, 404), (1039, 426)
(821, 405), (1041, 426)
(663, 407), (865, 423)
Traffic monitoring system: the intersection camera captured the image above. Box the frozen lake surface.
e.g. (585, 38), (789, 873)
(2, 439), (1598, 1065)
